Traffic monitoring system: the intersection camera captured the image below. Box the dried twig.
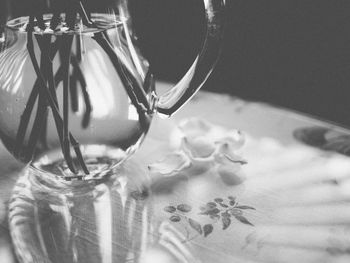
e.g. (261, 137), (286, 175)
(26, 15), (90, 174)
(15, 0), (153, 177)
(14, 36), (61, 160)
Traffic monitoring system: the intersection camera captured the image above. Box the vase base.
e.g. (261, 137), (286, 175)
(31, 145), (130, 181)
(9, 158), (153, 263)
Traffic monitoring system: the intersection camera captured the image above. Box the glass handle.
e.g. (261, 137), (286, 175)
(156, 0), (225, 116)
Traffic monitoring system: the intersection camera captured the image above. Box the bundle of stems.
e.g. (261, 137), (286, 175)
(15, 1), (153, 178)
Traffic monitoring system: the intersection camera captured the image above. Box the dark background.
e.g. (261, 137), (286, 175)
(2, 0), (350, 126)
(131, 0), (350, 127)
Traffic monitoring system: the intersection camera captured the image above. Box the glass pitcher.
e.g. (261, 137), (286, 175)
(0, 0), (225, 180)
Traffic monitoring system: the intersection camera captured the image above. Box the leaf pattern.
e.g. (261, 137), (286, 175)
(234, 214), (254, 226)
(214, 198), (224, 203)
(207, 202), (217, 208)
(210, 214), (220, 220)
(235, 205), (255, 210)
(200, 206), (207, 211)
(229, 200), (236, 206)
(164, 195), (255, 242)
(221, 211), (231, 218)
(170, 215), (181, 222)
(208, 208), (220, 215)
(188, 218), (202, 235)
(203, 224), (214, 237)
(177, 204), (192, 212)
(164, 206), (176, 213)
(229, 208), (242, 216)
(222, 216), (231, 230)
(199, 207), (220, 216)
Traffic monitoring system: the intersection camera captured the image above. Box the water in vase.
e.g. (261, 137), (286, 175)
(0, 14), (155, 180)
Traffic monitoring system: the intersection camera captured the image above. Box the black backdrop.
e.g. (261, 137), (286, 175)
(2, 0), (350, 126)
(131, 0), (350, 127)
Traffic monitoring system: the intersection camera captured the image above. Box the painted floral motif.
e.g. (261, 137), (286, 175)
(164, 196), (255, 242)
(149, 118), (247, 185)
(293, 126), (350, 156)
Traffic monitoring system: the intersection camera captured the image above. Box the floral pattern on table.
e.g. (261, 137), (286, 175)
(163, 196), (255, 243)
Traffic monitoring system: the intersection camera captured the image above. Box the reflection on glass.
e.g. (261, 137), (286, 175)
(9, 163), (197, 263)
(0, 0), (224, 180)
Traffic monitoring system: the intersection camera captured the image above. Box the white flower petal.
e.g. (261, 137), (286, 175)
(188, 159), (213, 175)
(148, 152), (191, 177)
(207, 126), (227, 141)
(217, 129), (245, 150)
(217, 164), (246, 185)
(215, 143), (247, 165)
(151, 118), (247, 180)
(178, 118), (212, 138)
(169, 128), (185, 148)
(181, 137), (215, 158)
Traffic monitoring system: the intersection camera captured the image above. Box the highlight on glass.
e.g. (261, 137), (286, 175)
(0, 0), (225, 180)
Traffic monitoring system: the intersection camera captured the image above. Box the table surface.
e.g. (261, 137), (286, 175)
(1, 82), (350, 263)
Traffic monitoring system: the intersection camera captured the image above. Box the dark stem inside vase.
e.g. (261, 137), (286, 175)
(3, 1), (155, 180)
